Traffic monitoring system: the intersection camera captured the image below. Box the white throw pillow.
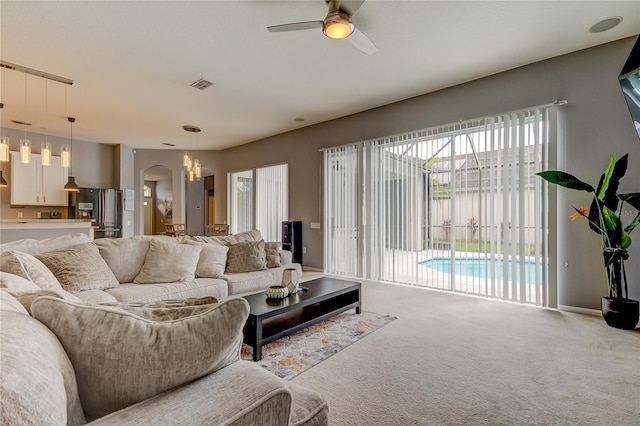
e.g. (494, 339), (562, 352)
(0, 250), (62, 290)
(133, 239), (201, 284)
(186, 241), (228, 278)
(94, 237), (150, 283)
(31, 296), (249, 422)
(35, 243), (119, 293)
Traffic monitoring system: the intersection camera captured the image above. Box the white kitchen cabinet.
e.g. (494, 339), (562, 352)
(10, 152), (69, 206)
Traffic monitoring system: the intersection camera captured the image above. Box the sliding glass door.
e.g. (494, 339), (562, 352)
(228, 164), (288, 240)
(324, 105), (560, 305)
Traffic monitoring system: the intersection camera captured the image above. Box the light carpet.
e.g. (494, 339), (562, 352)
(290, 275), (640, 426)
(241, 310), (396, 380)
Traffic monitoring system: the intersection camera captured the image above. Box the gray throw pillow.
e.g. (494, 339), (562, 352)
(264, 242), (282, 268)
(31, 296), (249, 422)
(35, 243), (119, 293)
(226, 240), (267, 273)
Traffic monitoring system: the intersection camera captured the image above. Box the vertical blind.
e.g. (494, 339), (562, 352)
(229, 164), (288, 240)
(323, 105), (561, 305)
(256, 164), (288, 242)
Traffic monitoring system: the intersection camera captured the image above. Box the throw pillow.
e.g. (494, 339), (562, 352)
(186, 241), (229, 278)
(226, 240), (267, 273)
(0, 250), (62, 290)
(264, 242), (282, 268)
(133, 239), (201, 284)
(35, 243), (119, 293)
(94, 237), (151, 283)
(31, 296), (249, 422)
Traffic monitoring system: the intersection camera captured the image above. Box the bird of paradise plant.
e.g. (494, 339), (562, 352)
(537, 154), (640, 301)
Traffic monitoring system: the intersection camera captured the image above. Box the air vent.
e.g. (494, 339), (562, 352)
(162, 142), (175, 147)
(11, 120), (32, 126)
(183, 125), (201, 133)
(190, 78), (213, 91)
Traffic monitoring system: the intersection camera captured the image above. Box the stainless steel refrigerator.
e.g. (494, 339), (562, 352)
(74, 188), (123, 239)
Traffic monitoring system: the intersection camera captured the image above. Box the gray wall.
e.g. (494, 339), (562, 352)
(217, 37), (640, 310)
(115, 144), (135, 237)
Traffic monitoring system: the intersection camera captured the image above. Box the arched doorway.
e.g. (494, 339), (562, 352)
(143, 165), (172, 235)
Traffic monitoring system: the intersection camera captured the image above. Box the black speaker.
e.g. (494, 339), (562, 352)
(282, 221), (302, 264)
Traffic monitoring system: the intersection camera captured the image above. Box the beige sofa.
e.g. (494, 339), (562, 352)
(0, 232), (328, 425)
(0, 230), (302, 303)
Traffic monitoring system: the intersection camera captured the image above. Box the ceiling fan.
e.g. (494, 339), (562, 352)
(267, 0), (377, 55)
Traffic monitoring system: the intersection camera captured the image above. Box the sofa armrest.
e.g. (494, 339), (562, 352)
(279, 249), (293, 265)
(87, 361), (292, 426)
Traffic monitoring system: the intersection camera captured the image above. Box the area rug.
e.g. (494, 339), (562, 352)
(241, 310), (396, 380)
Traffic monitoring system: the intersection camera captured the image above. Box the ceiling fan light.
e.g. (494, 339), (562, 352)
(323, 13), (354, 40)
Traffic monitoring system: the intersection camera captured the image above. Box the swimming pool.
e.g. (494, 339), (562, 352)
(419, 257), (542, 285)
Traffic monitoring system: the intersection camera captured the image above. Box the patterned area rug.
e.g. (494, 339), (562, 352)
(241, 310), (396, 380)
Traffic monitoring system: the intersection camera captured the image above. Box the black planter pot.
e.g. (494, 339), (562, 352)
(601, 297), (639, 330)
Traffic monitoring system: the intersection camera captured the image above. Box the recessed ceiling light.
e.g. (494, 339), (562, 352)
(589, 16), (623, 33)
(162, 142), (175, 147)
(294, 118), (305, 122)
(183, 125), (201, 133)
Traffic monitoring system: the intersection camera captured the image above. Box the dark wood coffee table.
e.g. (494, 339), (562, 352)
(242, 277), (361, 361)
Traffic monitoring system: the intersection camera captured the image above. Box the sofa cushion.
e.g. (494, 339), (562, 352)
(223, 264), (303, 296)
(0, 292), (86, 426)
(186, 240), (229, 278)
(0, 288), (29, 315)
(265, 242), (282, 268)
(0, 271), (40, 290)
(73, 289), (119, 303)
(134, 239), (201, 284)
(35, 242), (120, 293)
(226, 240), (267, 274)
(31, 296), (250, 422)
(286, 382), (330, 426)
(0, 250), (62, 290)
(105, 278), (229, 303)
(94, 236), (151, 283)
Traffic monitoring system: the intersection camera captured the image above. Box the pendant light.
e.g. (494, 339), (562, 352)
(0, 171), (7, 188)
(182, 125), (201, 182)
(0, 69), (9, 163)
(40, 80), (51, 166)
(63, 116), (79, 192)
(20, 71), (31, 164)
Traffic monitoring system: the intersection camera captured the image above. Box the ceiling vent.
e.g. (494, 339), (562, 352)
(190, 78), (213, 91)
(183, 125), (201, 133)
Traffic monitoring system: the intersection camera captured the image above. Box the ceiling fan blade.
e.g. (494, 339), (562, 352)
(348, 27), (377, 55)
(338, 0), (365, 16)
(267, 21), (323, 33)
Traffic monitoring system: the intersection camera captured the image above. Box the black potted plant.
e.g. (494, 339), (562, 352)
(538, 154), (640, 329)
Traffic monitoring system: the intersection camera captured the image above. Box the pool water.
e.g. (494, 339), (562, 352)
(420, 258), (542, 285)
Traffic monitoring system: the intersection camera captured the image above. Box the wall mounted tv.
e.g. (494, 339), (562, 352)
(620, 35), (640, 141)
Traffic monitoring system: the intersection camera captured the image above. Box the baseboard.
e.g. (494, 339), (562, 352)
(558, 305), (601, 317)
(302, 266), (324, 272)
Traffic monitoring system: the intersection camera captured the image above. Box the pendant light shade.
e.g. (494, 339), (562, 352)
(0, 170), (7, 188)
(64, 175), (80, 192)
(20, 139), (31, 164)
(0, 137), (9, 162)
(61, 145), (71, 167)
(63, 117), (79, 192)
(41, 142), (52, 166)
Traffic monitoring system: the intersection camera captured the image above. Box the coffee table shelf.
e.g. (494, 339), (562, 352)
(243, 277), (361, 361)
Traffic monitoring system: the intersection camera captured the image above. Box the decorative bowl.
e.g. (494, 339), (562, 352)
(265, 285), (289, 300)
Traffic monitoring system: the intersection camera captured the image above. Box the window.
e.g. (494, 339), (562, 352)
(323, 105), (563, 306)
(228, 164), (288, 241)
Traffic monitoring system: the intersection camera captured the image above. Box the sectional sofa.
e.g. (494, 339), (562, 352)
(0, 231), (328, 425)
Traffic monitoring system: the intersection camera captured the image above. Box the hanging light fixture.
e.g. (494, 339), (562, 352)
(41, 80), (51, 166)
(63, 117), (79, 192)
(20, 71), (32, 164)
(0, 170), (7, 188)
(0, 69), (9, 163)
(182, 125), (201, 182)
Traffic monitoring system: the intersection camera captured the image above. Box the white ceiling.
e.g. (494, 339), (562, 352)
(1, 1), (639, 151)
